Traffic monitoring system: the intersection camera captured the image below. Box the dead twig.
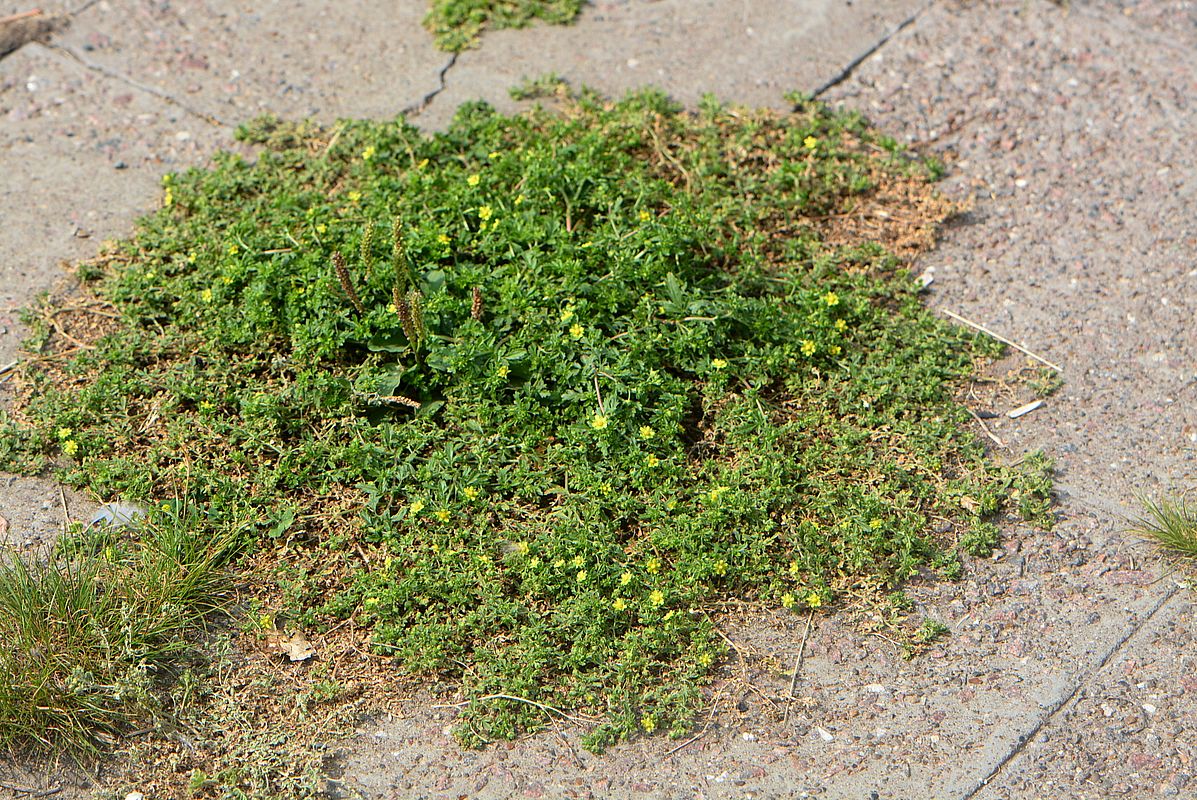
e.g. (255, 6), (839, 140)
(966, 406), (1006, 448)
(783, 610), (815, 722)
(0, 782), (62, 798)
(434, 693), (598, 725)
(942, 309), (1062, 372)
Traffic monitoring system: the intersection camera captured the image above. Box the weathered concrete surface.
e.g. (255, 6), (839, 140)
(1, 1), (1195, 798)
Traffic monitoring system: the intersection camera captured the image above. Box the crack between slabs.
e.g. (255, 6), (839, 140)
(401, 52), (458, 118)
(959, 582), (1182, 800)
(810, 0), (934, 100)
(42, 41), (231, 129)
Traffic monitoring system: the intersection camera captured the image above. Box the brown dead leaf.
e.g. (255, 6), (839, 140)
(265, 630), (316, 662)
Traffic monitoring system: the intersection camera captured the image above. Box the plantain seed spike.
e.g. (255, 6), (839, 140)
(333, 251), (365, 315)
(407, 288), (426, 344)
(359, 223), (376, 279)
(471, 287), (483, 321)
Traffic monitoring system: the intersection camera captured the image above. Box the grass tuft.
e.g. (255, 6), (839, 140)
(425, 0), (583, 52)
(0, 509), (235, 756)
(1131, 495), (1197, 558)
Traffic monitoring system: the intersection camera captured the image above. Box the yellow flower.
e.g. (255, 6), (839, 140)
(488, 150), (499, 159)
(496, 364), (510, 379)
(829, 345), (842, 355)
(804, 135), (818, 150)
(576, 570), (588, 583)
(613, 597), (627, 611)
(788, 560), (801, 577)
(870, 518), (883, 530)
(363, 597), (379, 607)
(553, 558), (566, 568)
(463, 487), (479, 500)
(649, 589), (665, 607)
(514, 541), (529, 555)
(713, 559), (728, 576)
(62, 440), (79, 456)
(387, 303), (398, 314)
(478, 205), (493, 221)
(514, 193), (525, 205)
(437, 233), (451, 245)
(199, 401), (214, 412)
(708, 485), (729, 502)
(641, 715), (657, 733)
(806, 592), (823, 609)
(200, 289), (214, 303)
(467, 173), (481, 187)
(781, 592), (796, 609)
(187, 251), (197, 264)
(529, 557), (541, 568)
(639, 210), (652, 222)
(646, 557), (660, 575)
(570, 323), (584, 339)
(834, 318), (848, 331)
(560, 307), (575, 322)
(409, 500), (425, 515)
(417, 158), (430, 169)
(711, 358), (728, 370)
(697, 652), (714, 668)
(620, 571), (633, 586)
(163, 188), (173, 207)
(315, 223), (327, 234)
(361, 145), (376, 161)
(645, 454), (660, 468)
(227, 243), (239, 255)
(571, 555), (585, 568)
(435, 509), (450, 522)
(639, 425), (655, 440)
(56, 427), (73, 440)
(347, 190), (362, 203)
(801, 340), (817, 357)
(221, 275), (233, 285)
(823, 291), (839, 307)
(591, 414), (608, 430)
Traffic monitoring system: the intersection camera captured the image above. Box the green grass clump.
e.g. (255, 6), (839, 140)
(0, 511), (233, 756)
(425, 0), (583, 51)
(1131, 496), (1197, 558)
(9, 89), (1047, 751)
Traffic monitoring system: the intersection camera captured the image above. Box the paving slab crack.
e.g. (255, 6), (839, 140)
(401, 52), (458, 118)
(809, 0), (934, 100)
(960, 582), (1182, 800)
(41, 41), (231, 129)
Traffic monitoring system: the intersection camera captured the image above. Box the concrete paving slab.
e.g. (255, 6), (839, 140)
(417, 0), (928, 130)
(49, 0), (450, 124)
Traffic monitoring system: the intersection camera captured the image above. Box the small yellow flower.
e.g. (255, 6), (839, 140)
(478, 205), (493, 221)
(620, 571), (633, 586)
(649, 589), (665, 607)
(829, 345), (842, 355)
(361, 145), (376, 161)
(788, 560), (801, 577)
(199, 401), (214, 412)
(200, 288), (214, 303)
(514, 193), (525, 205)
(576, 570), (588, 583)
(417, 158), (430, 169)
(711, 358), (728, 370)
(641, 715), (657, 733)
(437, 233), (451, 245)
(639, 425), (655, 440)
(613, 597), (627, 611)
(599, 482), (612, 494)
(570, 323), (585, 339)
(639, 210), (652, 222)
(801, 340), (817, 357)
(823, 291), (840, 307)
(870, 518), (883, 530)
(781, 592), (796, 609)
(227, 243), (239, 255)
(409, 500), (426, 515)
(187, 251), (197, 264)
(806, 592), (823, 609)
(514, 541), (529, 555)
(835, 318), (848, 331)
(591, 414), (608, 430)
(496, 364), (510, 379)
(560, 307), (575, 323)
(364, 597), (379, 607)
(804, 135), (818, 150)
(529, 557), (541, 568)
(708, 485), (729, 502)
(713, 559), (728, 576)
(645, 454), (660, 468)
(491, 219), (501, 231)
(571, 555), (585, 568)
(56, 427), (73, 440)
(222, 275), (233, 285)
(467, 173), (481, 187)
(553, 558), (566, 568)
(435, 509), (450, 522)
(697, 652), (714, 668)
(646, 557), (660, 574)
(62, 440), (79, 456)
(347, 190), (362, 203)
(387, 303), (398, 314)
(463, 487), (479, 500)
(315, 223), (327, 234)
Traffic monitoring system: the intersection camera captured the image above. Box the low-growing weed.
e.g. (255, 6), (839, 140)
(425, 0), (583, 51)
(5, 88), (1051, 760)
